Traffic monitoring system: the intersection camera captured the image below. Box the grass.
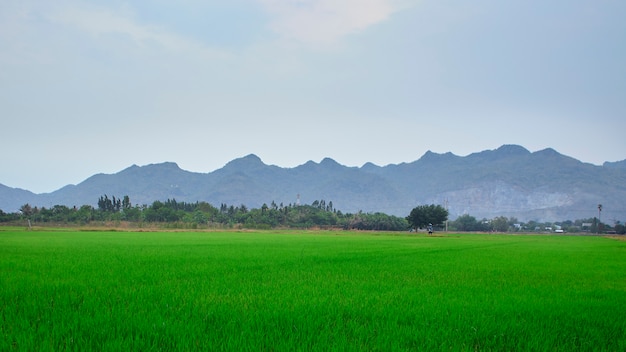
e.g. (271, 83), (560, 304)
(1, 228), (625, 351)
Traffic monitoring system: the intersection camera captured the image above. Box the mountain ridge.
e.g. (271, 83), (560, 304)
(1, 145), (624, 222)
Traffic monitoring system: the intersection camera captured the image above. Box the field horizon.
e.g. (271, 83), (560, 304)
(1, 228), (625, 350)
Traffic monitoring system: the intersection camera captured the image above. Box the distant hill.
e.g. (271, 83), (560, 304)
(604, 159), (626, 170)
(1, 145), (625, 222)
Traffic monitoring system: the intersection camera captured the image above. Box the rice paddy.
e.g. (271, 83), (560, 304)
(1, 228), (625, 351)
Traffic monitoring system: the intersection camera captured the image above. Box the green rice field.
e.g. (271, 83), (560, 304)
(1, 228), (625, 351)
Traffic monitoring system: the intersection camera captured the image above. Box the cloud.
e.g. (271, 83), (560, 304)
(44, 2), (232, 61)
(258, 0), (401, 44)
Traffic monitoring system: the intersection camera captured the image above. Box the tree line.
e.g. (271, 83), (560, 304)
(450, 213), (624, 234)
(3, 196), (409, 231)
(1, 196), (623, 234)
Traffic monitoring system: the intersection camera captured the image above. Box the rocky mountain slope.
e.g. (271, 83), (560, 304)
(1, 145), (624, 222)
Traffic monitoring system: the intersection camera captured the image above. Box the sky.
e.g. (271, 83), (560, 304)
(1, 0), (625, 194)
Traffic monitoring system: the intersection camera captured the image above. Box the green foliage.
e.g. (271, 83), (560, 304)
(7, 196), (616, 233)
(345, 212), (409, 231)
(451, 214), (488, 232)
(406, 204), (449, 229)
(98, 195), (121, 212)
(491, 216), (510, 232)
(1, 230), (625, 350)
(0, 209), (19, 222)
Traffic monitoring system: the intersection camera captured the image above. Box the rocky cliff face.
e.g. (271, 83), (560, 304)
(439, 181), (574, 220)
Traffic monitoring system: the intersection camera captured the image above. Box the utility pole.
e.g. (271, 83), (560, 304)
(597, 204), (602, 234)
(444, 198), (449, 232)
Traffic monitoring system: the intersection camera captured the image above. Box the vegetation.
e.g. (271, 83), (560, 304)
(1, 229), (625, 350)
(447, 214), (626, 234)
(3, 197), (409, 231)
(406, 204), (449, 230)
(1, 195), (623, 234)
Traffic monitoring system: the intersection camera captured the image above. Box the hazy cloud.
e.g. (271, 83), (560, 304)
(45, 3), (232, 61)
(258, 0), (401, 44)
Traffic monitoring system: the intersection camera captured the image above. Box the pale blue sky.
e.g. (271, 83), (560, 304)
(1, 0), (625, 193)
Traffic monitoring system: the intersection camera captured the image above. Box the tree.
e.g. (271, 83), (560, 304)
(20, 204), (33, 217)
(406, 204), (448, 230)
(98, 195), (113, 212)
(453, 214), (479, 231)
(122, 195), (131, 210)
(491, 216), (509, 232)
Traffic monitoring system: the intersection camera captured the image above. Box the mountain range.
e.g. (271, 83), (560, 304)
(2, 145), (625, 222)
